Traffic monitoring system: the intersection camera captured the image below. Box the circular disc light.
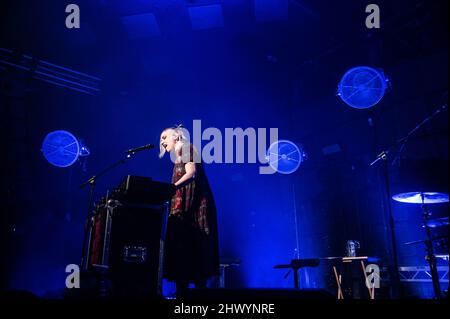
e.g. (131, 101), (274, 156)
(41, 130), (80, 167)
(267, 140), (303, 174)
(337, 66), (387, 109)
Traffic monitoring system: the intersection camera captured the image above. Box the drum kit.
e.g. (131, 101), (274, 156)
(392, 191), (449, 299)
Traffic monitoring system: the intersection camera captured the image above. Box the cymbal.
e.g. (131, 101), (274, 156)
(436, 255), (449, 261)
(424, 217), (449, 228)
(392, 192), (449, 204)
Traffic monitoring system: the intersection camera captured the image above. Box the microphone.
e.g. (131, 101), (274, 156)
(370, 150), (389, 166)
(125, 143), (155, 154)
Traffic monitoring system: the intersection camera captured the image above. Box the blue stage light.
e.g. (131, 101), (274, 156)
(41, 130), (89, 167)
(267, 140), (304, 174)
(337, 66), (388, 109)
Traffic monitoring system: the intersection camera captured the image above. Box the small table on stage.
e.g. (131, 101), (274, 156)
(324, 256), (379, 299)
(274, 259), (320, 289)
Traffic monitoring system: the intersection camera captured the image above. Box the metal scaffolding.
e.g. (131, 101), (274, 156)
(0, 48), (101, 95)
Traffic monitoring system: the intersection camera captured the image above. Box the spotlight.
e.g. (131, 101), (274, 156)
(266, 140), (305, 174)
(337, 66), (389, 109)
(41, 130), (90, 168)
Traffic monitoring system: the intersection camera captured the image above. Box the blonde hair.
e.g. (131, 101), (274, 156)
(158, 124), (190, 159)
(159, 124), (201, 163)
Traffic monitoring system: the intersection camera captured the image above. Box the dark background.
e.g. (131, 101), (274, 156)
(0, 0), (448, 298)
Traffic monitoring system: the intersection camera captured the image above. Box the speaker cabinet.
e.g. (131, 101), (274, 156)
(88, 202), (166, 298)
(108, 204), (164, 297)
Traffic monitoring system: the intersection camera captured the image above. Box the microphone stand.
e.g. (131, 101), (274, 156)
(79, 149), (146, 272)
(369, 103), (447, 299)
(421, 194), (442, 299)
(372, 149), (401, 299)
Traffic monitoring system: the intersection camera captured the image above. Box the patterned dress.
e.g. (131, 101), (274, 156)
(163, 144), (219, 283)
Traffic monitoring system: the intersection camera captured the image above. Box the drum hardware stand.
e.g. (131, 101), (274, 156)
(370, 151), (401, 298)
(421, 194), (442, 299)
(370, 103), (447, 298)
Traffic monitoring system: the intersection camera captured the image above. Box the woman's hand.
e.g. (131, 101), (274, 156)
(174, 162), (196, 187)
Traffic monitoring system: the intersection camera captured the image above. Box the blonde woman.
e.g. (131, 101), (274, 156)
(159, 125), (219, 297)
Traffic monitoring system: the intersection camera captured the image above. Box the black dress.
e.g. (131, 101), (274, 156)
(163, 144), (219, 283)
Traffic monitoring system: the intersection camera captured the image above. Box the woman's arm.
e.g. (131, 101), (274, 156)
(174, 162), (196, 187)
